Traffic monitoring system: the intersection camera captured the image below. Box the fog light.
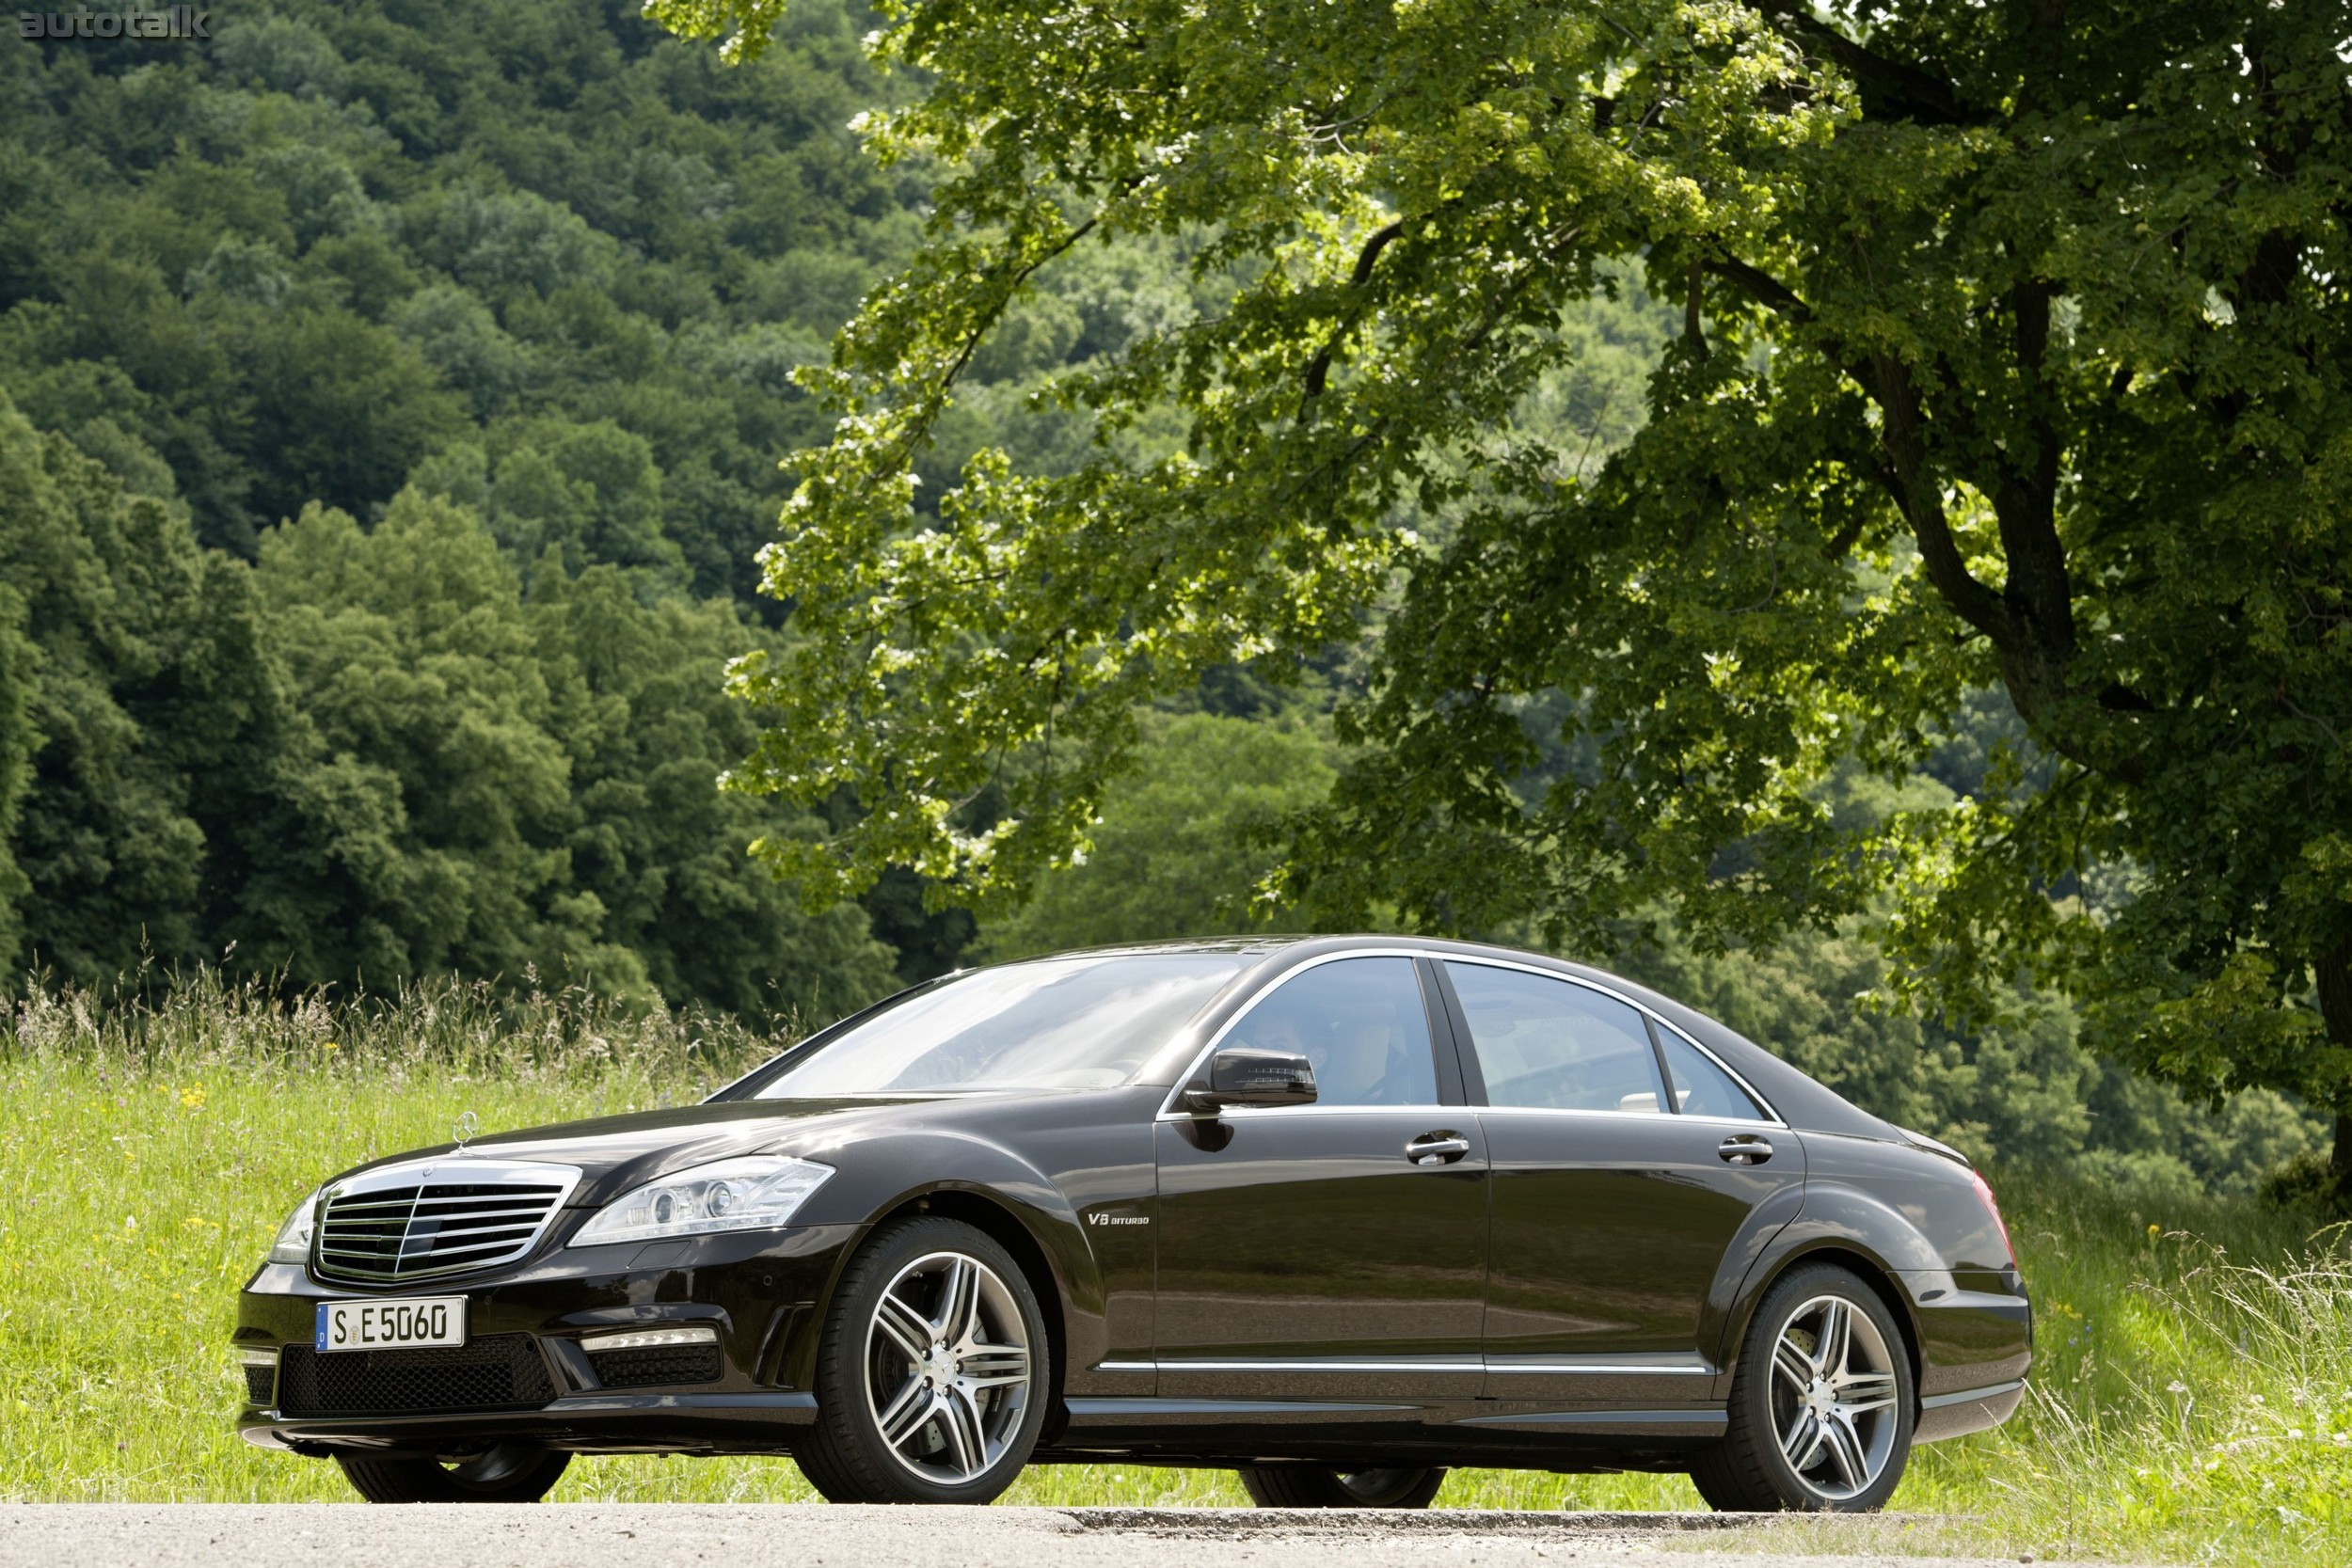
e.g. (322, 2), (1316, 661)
(580, 1324), (720, 1354)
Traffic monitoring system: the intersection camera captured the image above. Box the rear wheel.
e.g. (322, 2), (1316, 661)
(1692, 1263), (1914, 1513)
(335, 1444), (569, 1503)
(797, 1215), (1049, 1504)
(1236, 1465), (1446, 1509)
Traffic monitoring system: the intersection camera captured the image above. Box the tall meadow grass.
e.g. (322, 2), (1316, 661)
(3, 973), (2349, 1561)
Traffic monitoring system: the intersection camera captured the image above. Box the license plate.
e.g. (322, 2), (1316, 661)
(314, 1297), (467, 1353)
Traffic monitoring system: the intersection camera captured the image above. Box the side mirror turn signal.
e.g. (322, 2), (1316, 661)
(1181, 1047), (1317, 1114)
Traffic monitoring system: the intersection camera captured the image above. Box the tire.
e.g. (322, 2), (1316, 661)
(796, 1215), (1051, 1504)
(1236, 1465), (1447, 1509)
(1691, 1262), (1915, 1513)
(335, 1444), (570, 1503)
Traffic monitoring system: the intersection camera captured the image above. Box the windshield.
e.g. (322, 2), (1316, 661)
(750, 953), (1248, 1097)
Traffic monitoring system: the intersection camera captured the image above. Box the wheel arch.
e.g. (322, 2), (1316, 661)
(894, 1187), (1072, 1433)
(1727, 1241), (1925, 1409)
(803, 1182), (1078, 1440)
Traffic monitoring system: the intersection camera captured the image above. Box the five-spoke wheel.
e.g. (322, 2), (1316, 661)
(866, 1249), (1036, 1483)
(1767, 1293), (1902, 1501)
(799, 1215), (1049, 1503)
(1692, 1263), (1915, 1512)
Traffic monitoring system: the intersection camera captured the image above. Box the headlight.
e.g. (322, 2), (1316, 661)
(266, 1189), (319, 1264)
(567, 1157), (833, 1248)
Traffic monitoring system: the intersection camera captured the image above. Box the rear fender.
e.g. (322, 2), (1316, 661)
(1715, 1181), (1941, 1380)
(1719, 1180), (2030, 1418)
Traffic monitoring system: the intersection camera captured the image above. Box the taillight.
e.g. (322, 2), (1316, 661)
(1969, 1168), (2013, 1263)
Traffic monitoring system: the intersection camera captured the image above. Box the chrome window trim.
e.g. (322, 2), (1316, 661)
(1471, 1102), (1790, 1133)
(1435, 955), (1788, 1127)
(1193, 1101), (1459, 1120)
(1153, 946), (1446, 1121)
(1151, 943), (1787, 1127)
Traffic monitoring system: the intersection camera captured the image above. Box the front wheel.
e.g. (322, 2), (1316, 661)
(1691, 1263), (1915, 1513)
(1236, 1465), (1446, 1509)
(796, 1215), (1050, 1504)
(335, 1444), (569, 1502)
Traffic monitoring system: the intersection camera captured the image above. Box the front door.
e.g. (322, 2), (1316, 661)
(1436, 959), (1803, 1407)
(1152, 955), (1488, 1403)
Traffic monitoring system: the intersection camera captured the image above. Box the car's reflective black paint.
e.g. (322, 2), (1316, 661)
(235, 935), (2029, 1480)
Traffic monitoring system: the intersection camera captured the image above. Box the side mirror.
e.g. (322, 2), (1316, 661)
(1182, 1047), (1317, 1115)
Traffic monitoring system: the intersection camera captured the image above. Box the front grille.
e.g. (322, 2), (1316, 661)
(590, 1344), (723, 1388)
(277, 1334), (556, 1418)
(244, 1364), (274, 1403)
(314, 1161), (576, 1285)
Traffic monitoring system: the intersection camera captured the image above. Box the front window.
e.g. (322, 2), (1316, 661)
(746, 953), (1248, 1097)
(1221, 957), (1439, 1106)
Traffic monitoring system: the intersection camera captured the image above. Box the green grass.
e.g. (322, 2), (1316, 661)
(5, 976), (2351, 1562)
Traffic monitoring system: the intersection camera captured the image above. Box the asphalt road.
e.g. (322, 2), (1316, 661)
(0, 1506), (2135, 1568)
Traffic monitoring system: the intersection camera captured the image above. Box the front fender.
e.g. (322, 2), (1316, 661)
(766, 1121), (1125, 1393)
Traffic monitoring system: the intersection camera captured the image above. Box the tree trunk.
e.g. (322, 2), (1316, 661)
(2320, 941), (2352, 1208)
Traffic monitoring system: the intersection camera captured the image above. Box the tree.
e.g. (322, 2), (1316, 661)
(980, 712), (1336, 959)
(663, 3), (2352, 1180)
(0, 389), (263, 981)
(240, 489), (900, 1021)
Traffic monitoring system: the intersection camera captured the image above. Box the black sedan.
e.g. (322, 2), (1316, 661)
(234, 937), (2030, 1510)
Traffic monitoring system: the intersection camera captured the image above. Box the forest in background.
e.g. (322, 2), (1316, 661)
(0, 1), (2325, 1193)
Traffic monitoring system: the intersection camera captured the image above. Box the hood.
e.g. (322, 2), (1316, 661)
(329, 1097), (947, 1206)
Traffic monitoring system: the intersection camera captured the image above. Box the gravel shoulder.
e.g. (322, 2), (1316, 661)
(0, 1506), (2151, 1568)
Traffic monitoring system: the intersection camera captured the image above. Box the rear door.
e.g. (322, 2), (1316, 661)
(1435, 959), (1802, 1406)
(1152, 954), (1488, 1403)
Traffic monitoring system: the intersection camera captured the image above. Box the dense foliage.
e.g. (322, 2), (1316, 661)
(0, 391), (895, 1019)
(661, 0), (2352, 1173)
(0, 2), (2332, 1194)
(0, 1), (949, 1013)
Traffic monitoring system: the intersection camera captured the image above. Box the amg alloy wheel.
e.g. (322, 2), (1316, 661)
(798, 1216), (1048, 1503)
(335, 1444), (570, 1503)
(1692, 1263), (1914, 1513)
(1237, 1465), (1447, 1509)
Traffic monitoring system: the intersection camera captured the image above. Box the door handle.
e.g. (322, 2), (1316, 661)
(1406, 1132), (1471, 1166)
(1718, 1135), (1773, 1165)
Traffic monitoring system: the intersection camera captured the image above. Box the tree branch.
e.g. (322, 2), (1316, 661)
(1748, 0), (1979, 127)
(1866, 351), (2011, 645)
(1963, 278), (2077, 673)
(1706, 257), (1811, 325)
(1302, 219), (1406, 401)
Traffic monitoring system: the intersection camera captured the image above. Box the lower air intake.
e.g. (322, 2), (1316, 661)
(277, 1334), (556, 1418)
(589, 1344), (724, 1388)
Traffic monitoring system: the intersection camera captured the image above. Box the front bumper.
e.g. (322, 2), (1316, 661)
(234, 1221), (859, 1457)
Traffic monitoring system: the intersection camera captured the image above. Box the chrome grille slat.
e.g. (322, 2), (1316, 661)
(327, 1207), (549, 1228)
(311, 1160), (582, 1286)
